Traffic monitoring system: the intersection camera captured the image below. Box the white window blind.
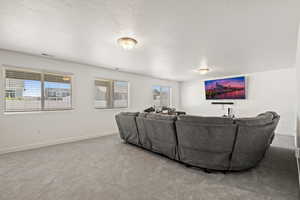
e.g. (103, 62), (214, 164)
(152, 86), (171, 107)
(95, 79), (129, 109)
(4, 69), (72, 112)
(5, 70), (42, 112)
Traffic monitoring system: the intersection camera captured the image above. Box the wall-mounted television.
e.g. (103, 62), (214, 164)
(205, 76), (246, 100)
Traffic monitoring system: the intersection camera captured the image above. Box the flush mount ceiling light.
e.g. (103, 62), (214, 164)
(193, 66), (211, 75)
(117, 37), (138, 50)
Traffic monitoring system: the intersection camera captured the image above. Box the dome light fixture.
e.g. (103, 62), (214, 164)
(117, 37), (138, 50)
(193, 66), (211, 75)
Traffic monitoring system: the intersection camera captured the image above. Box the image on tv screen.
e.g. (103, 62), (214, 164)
(205, 76), (246, 100)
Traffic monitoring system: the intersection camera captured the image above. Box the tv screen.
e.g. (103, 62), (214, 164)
(205, 76), (246, 100)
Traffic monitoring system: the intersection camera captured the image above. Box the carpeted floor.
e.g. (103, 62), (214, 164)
(0, 134), (299, 200)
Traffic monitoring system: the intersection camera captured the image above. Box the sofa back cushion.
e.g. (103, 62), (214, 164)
(235, 112), (274, 126)
(230, 111), (280, 170)
(178, 115), (234, 124)
(115, 112), (140, 145)
(146, 113), (177, 121)
(175, 117), (237, 170)
(136, 113), (178, 159)
(119, 112), (139, 116)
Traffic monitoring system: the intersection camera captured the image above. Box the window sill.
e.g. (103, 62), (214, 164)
(3, 108), (74, 115)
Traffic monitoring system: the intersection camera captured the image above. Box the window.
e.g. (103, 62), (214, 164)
(4, 69), (72, 112)
(44, 74), (72, 110)
(94, 79), (128, 109)
(153, 86), (171, 107)
(113, 81), (128, 108)
(94, 79), (112, 108)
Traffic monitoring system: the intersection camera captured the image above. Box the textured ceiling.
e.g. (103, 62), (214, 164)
(0, 0), (299, 81)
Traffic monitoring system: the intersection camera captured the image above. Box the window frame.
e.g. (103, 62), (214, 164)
(152, 85), (172, 107)
(3, 66), (73, 113)
(94, 78), (129, 110)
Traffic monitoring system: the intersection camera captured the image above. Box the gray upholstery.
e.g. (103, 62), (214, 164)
(146, 113), (177, 121)
(176, 116), (237, 170)
(235, 112), (273, 126)
(230, 112), (280, 170)
(178, 115), (234, 124)
(136, 113), (178, 159)
(116, 111), (280, 171)
(115, 112), (140, 145)
(136, 113), (151, 150)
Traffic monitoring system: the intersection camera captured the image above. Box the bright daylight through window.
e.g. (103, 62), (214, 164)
(5, 69), (72, 112)
(152, 86), (171, 107)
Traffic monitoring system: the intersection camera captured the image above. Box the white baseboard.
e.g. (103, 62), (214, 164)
(271, 133), (295, 149)
(0, 132), (117, 155)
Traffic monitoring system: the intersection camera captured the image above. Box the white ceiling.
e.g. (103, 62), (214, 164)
(0, 0), (299, 81)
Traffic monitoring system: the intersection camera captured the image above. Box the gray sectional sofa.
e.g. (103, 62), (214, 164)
(115, 111), (279, 171)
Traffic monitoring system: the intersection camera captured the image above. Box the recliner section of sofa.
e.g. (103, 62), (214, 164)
(115, 112), (140, 145)
(175, 116), (237, 170)
(136, 113), (178, 160)
(115, 111), (279, 171)
(230, 112), (280, 170)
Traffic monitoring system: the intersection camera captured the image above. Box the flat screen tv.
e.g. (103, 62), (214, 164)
(205, 76), (246, 100)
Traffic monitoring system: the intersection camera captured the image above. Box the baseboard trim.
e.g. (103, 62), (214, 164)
(271, 133), (295, 149)
(0, 132), (116, 155)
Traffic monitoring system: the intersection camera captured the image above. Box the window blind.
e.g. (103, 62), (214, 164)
(5, 69), (72, 112)
(5, 70), (42, 112)
(94, 79), (128, 109)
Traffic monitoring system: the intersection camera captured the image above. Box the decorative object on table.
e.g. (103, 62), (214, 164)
(144, 107), (155, 113)
(223, 107), (235, 118)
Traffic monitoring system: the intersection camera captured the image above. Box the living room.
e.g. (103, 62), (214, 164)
(0, 1), (299, 199)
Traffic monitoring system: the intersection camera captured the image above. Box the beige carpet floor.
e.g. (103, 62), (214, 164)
(0, 134), (299, 200)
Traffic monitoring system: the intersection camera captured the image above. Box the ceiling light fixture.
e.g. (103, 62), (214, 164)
(117, 37), (138, 50)
(193, 66), (211, 75)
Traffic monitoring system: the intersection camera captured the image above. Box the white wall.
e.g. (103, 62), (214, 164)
(297, 25), (300, 147)
(296, 25), (300, 183)
(0, 50), (180, 154)
(180, 68), (297, 136)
